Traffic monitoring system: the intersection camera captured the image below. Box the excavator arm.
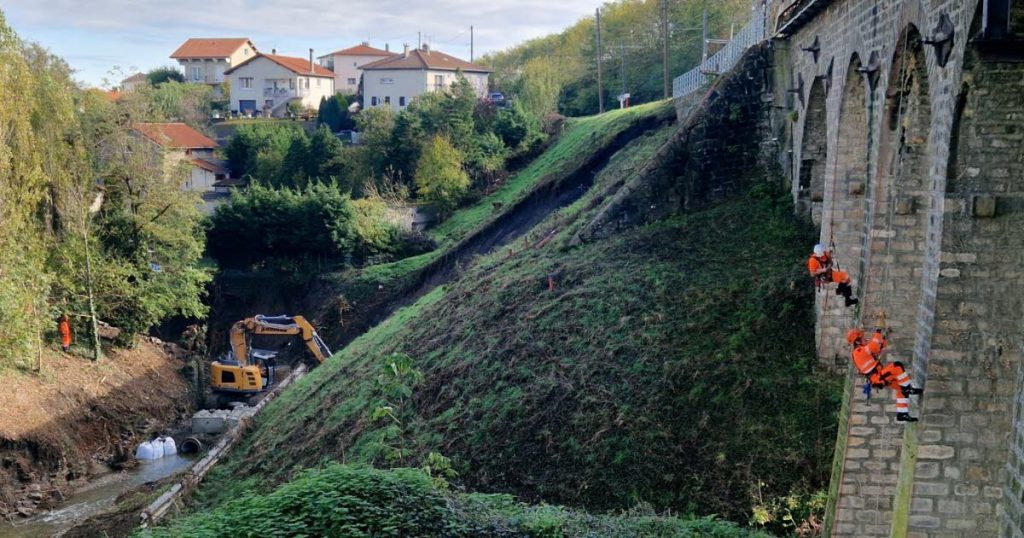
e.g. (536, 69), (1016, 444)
(229, 315), (332, 365)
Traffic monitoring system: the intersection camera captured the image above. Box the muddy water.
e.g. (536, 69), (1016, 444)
(0, 455), (194, 538)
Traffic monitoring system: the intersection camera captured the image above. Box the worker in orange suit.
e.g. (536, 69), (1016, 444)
(846, 328), (923, 422)
(808, 244), (858, 307)
(58, 314), (72, 353)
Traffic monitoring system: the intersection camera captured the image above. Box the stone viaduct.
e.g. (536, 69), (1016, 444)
(766, 0), (1024, 536)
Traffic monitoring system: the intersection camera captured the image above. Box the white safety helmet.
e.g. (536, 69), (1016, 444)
(813, 244), (826, 257)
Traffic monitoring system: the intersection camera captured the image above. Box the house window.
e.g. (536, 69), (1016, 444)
(191, 66), (202, 81)
(399, 96), (406, 107)
(347, 77), (357, 85)
(240, 77), (253, 89)
(303, 78), (310, 89)
(434, 74), (444, 90)
(243, 47), (250, 56)
(384, 96), (391, 106)
(316, 78), (321, 87)
(289, 79), (295, 89)
(380, 78), (394, 85)
(371, 96), (378, 106)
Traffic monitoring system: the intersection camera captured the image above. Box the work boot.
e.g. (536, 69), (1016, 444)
(902, 386), (924, 397)
(895, 413), (918, 423)
(845, 296), (859, 307)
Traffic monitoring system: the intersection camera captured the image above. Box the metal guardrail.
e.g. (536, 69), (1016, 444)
(672, 3), (770, 99)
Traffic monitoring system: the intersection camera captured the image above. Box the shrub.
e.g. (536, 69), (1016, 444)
(414, 135), (470, 218)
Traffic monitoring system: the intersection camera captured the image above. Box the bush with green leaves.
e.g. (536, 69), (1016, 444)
(414, 135), (470, 217)
(207, 183), (431, 267)
(142, 464), (770, 538)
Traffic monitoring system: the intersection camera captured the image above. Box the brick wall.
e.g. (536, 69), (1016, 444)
(769, 0), (1024, 536)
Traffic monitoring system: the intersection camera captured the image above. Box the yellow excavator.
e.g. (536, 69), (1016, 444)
(210, 315), (331, 396)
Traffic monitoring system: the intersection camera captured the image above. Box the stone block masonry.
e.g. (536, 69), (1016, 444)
(754, 0), (1024, 536)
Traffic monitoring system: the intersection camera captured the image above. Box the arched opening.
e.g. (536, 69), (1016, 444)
(814, 55), (870, 366)
(863, 25), (931, 351)
(798, 79), (828, 224)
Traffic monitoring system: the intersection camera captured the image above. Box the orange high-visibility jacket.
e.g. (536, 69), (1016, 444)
(58, 320), (71, 347)
(870, 330), (888, 351)
(807, 253), (831, 276)
(851, 345), (879, 375)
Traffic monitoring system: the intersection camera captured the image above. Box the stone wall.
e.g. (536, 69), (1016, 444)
(765, 0), (1024, 536)
(574, 43), (777, 243)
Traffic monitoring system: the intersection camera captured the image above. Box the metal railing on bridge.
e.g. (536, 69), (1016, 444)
(672, 2), (770, 99)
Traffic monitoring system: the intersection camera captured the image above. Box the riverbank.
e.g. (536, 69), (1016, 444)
(0, 339), (194, 522)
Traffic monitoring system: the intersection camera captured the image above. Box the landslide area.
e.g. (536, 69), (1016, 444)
(0, 341), (192, 520)
(190, 102), (839, 523)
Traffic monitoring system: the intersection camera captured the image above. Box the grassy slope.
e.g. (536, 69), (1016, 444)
(359, 100), (674, 283)
(191, 108), (838, 525)
(145, 465), (769, 537)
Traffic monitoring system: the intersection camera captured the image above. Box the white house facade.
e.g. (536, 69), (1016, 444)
(132, 123), (237, 215)
(361, 44), (490, 112)
(317, 42), (395, 94)
(170, 38), (257, 92)
(225, 51), (336, 117)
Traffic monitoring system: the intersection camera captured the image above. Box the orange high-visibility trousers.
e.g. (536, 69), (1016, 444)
(869, 363), (913, 414)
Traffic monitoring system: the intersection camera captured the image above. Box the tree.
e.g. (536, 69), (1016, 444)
(224, 123), (305, 182)
(493, 100), (536, 151)
(414, 136), (469, 218)
(355, 107), (396, 177)
(279, 133), (310, 188)
(307, 124), (346, 181)
(147, 66), (185, 86)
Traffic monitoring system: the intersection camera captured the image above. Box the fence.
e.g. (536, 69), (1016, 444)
(672, 3), (770, 99)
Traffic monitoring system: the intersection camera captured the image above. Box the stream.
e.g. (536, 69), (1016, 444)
(0, 454), (195, 538)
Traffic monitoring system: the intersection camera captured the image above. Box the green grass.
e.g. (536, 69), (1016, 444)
(332, 101), (674, 295)
(142, 464), (771, 538)
(193, 183), (838, 524)
(427, 100), (674, 249)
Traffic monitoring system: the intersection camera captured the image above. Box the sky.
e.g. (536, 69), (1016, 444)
(2, 0), (600, 88)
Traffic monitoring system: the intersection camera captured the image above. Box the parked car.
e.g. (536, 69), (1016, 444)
(488, 92), (505, 104)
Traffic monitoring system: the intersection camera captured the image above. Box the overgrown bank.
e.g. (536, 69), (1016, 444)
(193, 180), (838, 525)
(143, 464), (770, 537)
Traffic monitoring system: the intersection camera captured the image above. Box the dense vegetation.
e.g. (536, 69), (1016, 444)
(480, 0), (749, 116)
(194, 110), (838, 533)
(144, 464), (769, 537)
(206, 183), (433, 267)
(0, 12), (209, 364)
(224, 76), (542, 213)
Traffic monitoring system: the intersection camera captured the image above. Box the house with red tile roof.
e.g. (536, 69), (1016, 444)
(170, 38), (257, 92)
(224, 50), (336, 117)
(132, 123), (237, 213)
(361, 44), (491, 111)
(317, 42), (396, 94)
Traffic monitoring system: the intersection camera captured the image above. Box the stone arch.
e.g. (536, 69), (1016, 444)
(797, 78), (828, 224)
(814, 54), (871, 366)
(862, 24), (932, 350)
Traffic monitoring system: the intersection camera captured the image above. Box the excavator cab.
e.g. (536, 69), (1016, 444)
(210, 314), (331, 397)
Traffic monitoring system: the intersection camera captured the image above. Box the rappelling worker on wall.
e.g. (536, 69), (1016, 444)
(58, 314), (72, 353)
(807, 244), (858, 307)
(846, 328), (923, 422)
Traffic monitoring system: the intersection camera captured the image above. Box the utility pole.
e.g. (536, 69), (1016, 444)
(596, 8), (604, 114)
(701, 9), (708, 63)
(661, 0), (670, 99)
(418, 31), (422, 48)
(470, 25), (474, 62)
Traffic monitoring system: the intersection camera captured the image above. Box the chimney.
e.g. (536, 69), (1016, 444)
(403, 43), (410, 57)
(362, 41), (370, 47)
(385, 43), (390, 52)
(422, 43), (430, 54)
(271, 48), (276, 55)
(309, 48), (314, 73)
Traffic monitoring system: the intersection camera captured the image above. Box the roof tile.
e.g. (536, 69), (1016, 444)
(320, 43), (396, 58)
(171, 38), (255, 59)
(361, 47), (491, 73)
(133, 123), (218, 149)
(225, 53), (335, 77)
